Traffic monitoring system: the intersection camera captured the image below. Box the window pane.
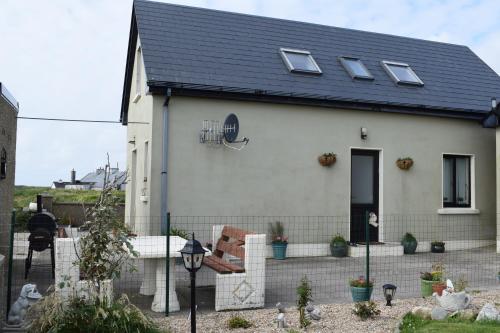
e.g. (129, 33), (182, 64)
(443, 158), (453, 204)
(285, 52), (318, 72)
(343, 58), (371, 78)
(455, 157), (470, 205)
(387, 64), (419, 83)
(351, 155), (374, 204)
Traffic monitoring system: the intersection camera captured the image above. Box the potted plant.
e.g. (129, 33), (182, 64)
(432, 281), (446, 296)
(270, 221), (288, 260)
(318, 153), (336, 167)
(330, 234), (348, 257)
(396, 157), (413, 170)
(349, 276), (374, 302)
(420, 263), (444, 297)
(431, 241), (445, 253)
(401, 233), (418, 254)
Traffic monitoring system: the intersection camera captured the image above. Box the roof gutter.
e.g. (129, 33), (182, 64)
(147, 82), (487, 122)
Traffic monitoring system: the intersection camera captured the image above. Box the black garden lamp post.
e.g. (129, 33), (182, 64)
(180, 233), (206, 333)
(382, 284), (397, 306)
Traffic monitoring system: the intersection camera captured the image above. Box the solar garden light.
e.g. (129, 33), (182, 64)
(180, 233), (206, 333)
(382, 284), (397, 306)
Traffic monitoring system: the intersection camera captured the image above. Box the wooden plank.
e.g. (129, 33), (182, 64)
(203, 256), (245, 274)
(216, 239), (245, 260)
(221, 226), (253, 243)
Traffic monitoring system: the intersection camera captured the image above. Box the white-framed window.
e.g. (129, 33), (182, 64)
(143, 140), (149, 183)
(381, 60), (424, 86)
(439, 153), (478, 214)
(339, 56), (373, 80)
(279, 48), (322, 74)
(134, 46), (142, 102)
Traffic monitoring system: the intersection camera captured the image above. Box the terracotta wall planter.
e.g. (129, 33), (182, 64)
(318, 153), (336, 167)
(396, 158), (413, 170)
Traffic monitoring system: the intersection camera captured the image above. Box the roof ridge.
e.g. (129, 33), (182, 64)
(134, 0), (469, 49)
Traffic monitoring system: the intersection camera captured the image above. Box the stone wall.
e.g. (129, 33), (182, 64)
(51, 202), (125, 227)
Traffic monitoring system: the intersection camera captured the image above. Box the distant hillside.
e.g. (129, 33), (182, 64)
(14, 186), (126, 209)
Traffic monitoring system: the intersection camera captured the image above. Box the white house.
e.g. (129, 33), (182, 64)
(121, 1), (500, 251)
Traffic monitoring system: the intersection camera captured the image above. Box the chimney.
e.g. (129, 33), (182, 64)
(71, 169), (76, 184)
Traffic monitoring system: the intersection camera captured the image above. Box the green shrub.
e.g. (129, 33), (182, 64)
(352, 301), (380, 320)
(227, 316), (252, 329)
(297, 275), (313, 328)
(331, 234), (347, 245)
(28, 293), (165, 333)
(169, 227), (189, 239)
(401, 232), (416, 242)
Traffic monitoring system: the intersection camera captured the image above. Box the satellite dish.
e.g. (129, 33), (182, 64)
(223, 113), (239, 143)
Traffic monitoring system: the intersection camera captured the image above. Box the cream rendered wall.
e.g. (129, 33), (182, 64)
(157, 96), (496, 244)
(124, 37), (156, 235)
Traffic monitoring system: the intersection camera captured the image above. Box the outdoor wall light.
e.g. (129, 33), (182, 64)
(492, 97), (497, 111)
(360, 127), (368, 140)
(180, 233), (207, 333)
(382, 283), (397, 306)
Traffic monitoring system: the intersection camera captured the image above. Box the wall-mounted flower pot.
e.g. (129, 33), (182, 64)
(396, 158), (413, 170)
(318, 153), (336, 167)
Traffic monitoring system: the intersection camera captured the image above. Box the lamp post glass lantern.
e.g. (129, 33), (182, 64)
(180, 233), (206, 333)
(382, 284), (397, 306)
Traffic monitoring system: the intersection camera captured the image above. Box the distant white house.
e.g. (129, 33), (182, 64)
(52, 168), (126, 191)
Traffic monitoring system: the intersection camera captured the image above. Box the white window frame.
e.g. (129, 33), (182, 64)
(339, 56), (373, 80)
(438, 153), (479, 215)
(279, 48), (322, 74)
(381, 60), (424, 86)
(133, 46), (142, 103)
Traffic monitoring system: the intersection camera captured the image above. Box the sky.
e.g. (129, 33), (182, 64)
(1, 0), (500, 186)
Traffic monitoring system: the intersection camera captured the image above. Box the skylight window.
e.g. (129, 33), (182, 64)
(339, 57), (373, 80)
(381, 61), (424, 86)
(280, 48), (322, 74)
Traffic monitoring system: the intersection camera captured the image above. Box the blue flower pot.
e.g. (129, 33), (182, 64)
(350, 286), (373, 302)
(272, 242), (287, 260)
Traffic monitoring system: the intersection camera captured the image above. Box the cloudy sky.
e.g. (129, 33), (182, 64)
(1, 0), (499, 186)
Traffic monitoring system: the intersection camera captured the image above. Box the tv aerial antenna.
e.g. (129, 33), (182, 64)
(199, 113), (249, 151)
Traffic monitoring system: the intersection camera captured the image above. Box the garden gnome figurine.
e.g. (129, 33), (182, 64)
(368, 212), (378, 227)
(7, 284), (43, 326)
(276, 302), (288, 328)
(305, 301), (321, 321)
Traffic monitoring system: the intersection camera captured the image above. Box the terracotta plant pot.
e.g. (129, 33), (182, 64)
(432, 282), (446, 296)
(318, 154), (336, 167)
(396, 158), (413, 170)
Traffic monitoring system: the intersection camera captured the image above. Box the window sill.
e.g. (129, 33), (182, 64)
(132, 93), (141, 103)
(437, 208), (480, 215)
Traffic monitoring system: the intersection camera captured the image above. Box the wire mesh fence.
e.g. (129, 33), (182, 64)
(3, 212), (500, 318)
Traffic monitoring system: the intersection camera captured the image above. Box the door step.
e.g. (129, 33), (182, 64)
(348, 243), (403, 257)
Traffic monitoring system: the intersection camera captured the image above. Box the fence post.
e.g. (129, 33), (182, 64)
(165, 212), (170, 317)
(365, 211), (370, 293)
(6, 210), (15, 320)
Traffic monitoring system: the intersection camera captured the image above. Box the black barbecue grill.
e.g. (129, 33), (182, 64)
(25, 195), (57, 279)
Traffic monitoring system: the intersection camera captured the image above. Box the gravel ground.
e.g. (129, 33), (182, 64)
(155, 289), (500, 333)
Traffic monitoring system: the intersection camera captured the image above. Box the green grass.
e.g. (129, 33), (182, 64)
(400, 313), (500, 333)
(14, 186), (125, 209)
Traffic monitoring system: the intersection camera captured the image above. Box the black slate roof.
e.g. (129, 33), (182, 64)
(121, 0), (500, 123)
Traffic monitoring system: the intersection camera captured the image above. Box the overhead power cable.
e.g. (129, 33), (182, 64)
(16, 116), (147, 124)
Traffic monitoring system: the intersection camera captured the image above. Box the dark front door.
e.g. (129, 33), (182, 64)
(350, 149), (379, 243)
